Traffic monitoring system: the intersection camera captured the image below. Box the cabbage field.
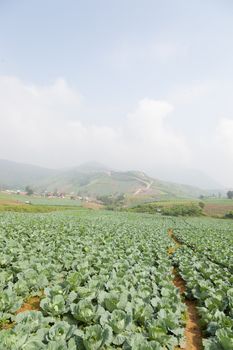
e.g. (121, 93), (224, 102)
(0, 211), (232, 349)
(171, 217), (233, 349)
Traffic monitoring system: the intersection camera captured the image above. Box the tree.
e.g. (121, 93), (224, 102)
(225, 211), (233, 218)
(227, 190), (233, 199)
(224, 211), (233, 219)
(25, 186), (33, 196)
(199, 201), (205, 209)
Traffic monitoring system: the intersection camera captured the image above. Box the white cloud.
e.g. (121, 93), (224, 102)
(216, 119), (233, 184)
(199, 117), (233, 187)
(2, 75), (233, 186)
(123, 98), (189, 168)
(169, 81), (215, 105)
(0, 76), (190, 171)
(217, 118), (233, 156)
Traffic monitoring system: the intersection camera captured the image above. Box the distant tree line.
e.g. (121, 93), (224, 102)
(227, 190), (233, 199)
(97, 194), (125, 208)
(25, 186), (33, 196)
(225, 211), (233, 219)
(130, 202), (204, 217)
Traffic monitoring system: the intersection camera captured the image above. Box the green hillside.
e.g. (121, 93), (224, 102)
(0, 160), (209, 199)
(34, 166), (209, 200)
(0, 159), (56, 189)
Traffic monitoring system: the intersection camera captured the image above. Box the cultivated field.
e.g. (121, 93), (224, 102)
(202, 199), (233, 217)
(0, 210), (232, 349)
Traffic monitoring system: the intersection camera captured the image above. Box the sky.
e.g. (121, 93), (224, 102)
(0, 0), (233, 187)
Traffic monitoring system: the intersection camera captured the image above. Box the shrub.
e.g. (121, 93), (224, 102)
(161, 204), (202, 217)
(225, 211), (233, 219)
(199, 201), (205, 209)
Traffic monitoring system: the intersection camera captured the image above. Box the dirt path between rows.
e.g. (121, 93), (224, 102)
(173, 269), (203, 350)
(168, 229), (203, 350)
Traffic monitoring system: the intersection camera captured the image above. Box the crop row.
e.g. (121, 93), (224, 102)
(0, 212), (186, 350)
(171, 217), (233, 349)
(171, 217), (233, 271)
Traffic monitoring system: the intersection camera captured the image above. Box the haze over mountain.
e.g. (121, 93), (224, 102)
(0, 159), (56, 188)
(0, 159), (219, 199)
(147, 166), (223, 190)
(1, 2), (233, 188)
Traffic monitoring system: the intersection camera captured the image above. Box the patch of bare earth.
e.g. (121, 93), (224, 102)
(173, 270), (203, 350)
(1, 296), (41, 330)
(168, 229), (203, 350)
(167, 228), (181, 255)
(204, 203), (233, 216)
(1, 322), (15, 330)
(83, 201), (103, 209)
(0, 199), (21, 206)
(16, 296), (41, 314)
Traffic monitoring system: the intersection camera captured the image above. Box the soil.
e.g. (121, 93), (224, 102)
(16, 296), (41, 314)
(173, 271), (203, 350)
(0, 199), (21, 206)
(184, 299), (203, 350)
(1, 322), (15, 330)
(168, 228), (181, 255)
(173, 269), (186, 294)
(204, 203), (233, 216)
(168, 229), (203, 350)
(0, 296), (41, 330)
(168, 228), (173, 236)
(83, 201), (103, 210)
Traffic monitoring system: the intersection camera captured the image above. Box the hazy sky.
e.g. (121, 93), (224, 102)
(0, 0), (233, 186)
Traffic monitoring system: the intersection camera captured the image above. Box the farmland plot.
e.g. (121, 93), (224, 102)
(171, 217), (233, 349)
(1, 211), (233, 349)
(0, 212), (186, 349)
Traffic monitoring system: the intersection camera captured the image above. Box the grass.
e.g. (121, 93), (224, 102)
(128, 199), (198, 210)
(0, 192), (81, 206)
(0, 203), (81, 213)
(2, 190), (233, 217)
(203, 198), (233, 204)
(0, 191), (84, 213)
(126, 196), (233, 218)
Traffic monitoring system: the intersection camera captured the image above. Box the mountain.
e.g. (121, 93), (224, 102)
(72, 161), (110, 173)
(0, 159), (57, 189)
(0, 159), (210, 199)
(147, 165), (223, 190)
